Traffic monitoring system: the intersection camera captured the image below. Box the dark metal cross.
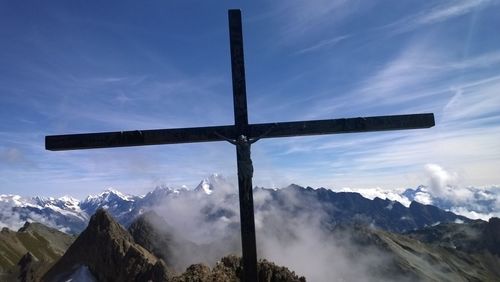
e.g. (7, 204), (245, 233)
(45, 9), (435, 282)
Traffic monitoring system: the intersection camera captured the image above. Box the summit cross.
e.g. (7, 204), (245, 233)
(45, 9), (435, 282)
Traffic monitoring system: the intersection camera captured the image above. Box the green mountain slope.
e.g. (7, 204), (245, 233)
(0, 222), (74, 281)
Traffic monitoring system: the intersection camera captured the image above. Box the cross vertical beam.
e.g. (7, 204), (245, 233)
(229, 9), (249, 134)
(229, 9), (258, 282)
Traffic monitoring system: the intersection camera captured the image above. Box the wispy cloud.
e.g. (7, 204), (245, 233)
(417, 0), (492, 25)
(380, 0), (495, 35)
(295, 34), (351, 55)
(277, 0), (350, 36)
(301, 37), (500, 120)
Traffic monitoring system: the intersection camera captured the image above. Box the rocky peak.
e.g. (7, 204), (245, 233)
(85, 208), (133, 241)
(194, 173), (234, 195)
(43, 209), (172, 282)
(195, 179), (214, 195)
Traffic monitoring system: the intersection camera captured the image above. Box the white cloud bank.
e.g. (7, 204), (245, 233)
(344, 164), (500, 221)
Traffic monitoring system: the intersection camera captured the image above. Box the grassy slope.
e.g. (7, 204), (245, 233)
(0, 223), (74, 279)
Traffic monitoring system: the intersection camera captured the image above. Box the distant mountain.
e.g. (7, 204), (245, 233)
(254, 184), (471, 233)
(0, 175), (483, 235)
(80, 189), (139, 218)
(345, 184), (500, 220)
(0, 222), (74, 281)
(0, 194), (88, 233)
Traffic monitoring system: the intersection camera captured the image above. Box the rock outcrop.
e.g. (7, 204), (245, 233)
(172, 255), (306, 282)
(17, 252), (40, 282)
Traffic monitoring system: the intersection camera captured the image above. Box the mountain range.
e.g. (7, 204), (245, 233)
(2, 174), (496, 235)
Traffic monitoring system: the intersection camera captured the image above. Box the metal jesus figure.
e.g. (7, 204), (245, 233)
(45, 9), (435, 282)
(236, 135), (254, 179)
(225, 135), (257, 180)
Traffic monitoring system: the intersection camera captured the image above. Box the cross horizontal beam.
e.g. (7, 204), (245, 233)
(45, 125), (235, 151)
(250, 113), (435, 138)
(45, 113), (434, 151)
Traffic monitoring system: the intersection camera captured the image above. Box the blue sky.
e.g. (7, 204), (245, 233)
(1, 0), (500, 198)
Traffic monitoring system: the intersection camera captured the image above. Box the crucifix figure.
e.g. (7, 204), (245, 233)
(45, 9), (435, 282)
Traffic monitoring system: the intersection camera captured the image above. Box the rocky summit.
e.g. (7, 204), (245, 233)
(172, 255), (305, 282)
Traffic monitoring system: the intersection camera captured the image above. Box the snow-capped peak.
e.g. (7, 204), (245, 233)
(195, 179), (213, 195)
(102, 188), (133, 201)
(193, 173), (230, 195)
(143, 185), (176, 198)
(85, 188), (134, 203)
(58, 196), (80, 205)
(32, 195), (81, 210)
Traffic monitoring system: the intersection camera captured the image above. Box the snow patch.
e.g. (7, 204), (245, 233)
(64, 265), (97, 282)
(414, 191), (433, 205)
(339, 187), (411, 207)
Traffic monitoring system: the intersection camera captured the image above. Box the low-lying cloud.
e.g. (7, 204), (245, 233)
(148, 177), (408, 281)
